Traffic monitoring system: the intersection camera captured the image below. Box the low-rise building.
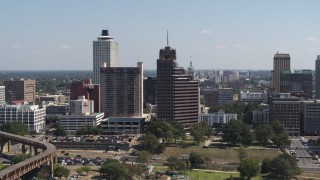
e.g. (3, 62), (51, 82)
(252, 109), (270, 126)
(240, 90), (268, 103)
(58, 112), (104, 135)
(302, 100), (320, 135)
(199, 110), (237, 127)
(100, 117), (145, 135)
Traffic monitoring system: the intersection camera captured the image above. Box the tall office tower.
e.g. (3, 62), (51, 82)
(93, 29), (118, 84)
(70, 79), (100, 112)
(70, 96), (94, 115)
(269, 94), (301, 136)
(271, 52), (290, 93)
(100, 62), (143, 117)
(315, 55), (320, 98)
(203, 89), (219, 107)
(0, 86), (5, 104)
(4, 79), (36, 104)
(143, 77), (157, 106)
(187, 61), (195, 80)
(157, 40), (199, 126)
(302, 100), (320, 135)
(280, 70), (313, 99)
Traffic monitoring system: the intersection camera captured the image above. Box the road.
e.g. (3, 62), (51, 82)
(291, 139), (320, 173)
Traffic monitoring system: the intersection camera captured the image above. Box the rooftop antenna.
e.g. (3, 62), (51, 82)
(167, 29), (169, 46)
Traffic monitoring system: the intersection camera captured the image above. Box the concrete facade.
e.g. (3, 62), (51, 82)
(271, 53), (290, 93)
(4, 79), (36, 104)
(199, 110), (237, 126)
(100, 117), (145, 135)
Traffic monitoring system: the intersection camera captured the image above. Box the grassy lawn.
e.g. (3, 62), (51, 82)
(186, 170), (262, 180)
(160, 143), (281, 164)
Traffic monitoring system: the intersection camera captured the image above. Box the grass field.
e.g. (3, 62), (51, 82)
(186, 170), (263, 180)
(160, 142), (281, 164)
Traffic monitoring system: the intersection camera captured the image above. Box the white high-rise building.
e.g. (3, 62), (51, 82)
(93, 29), (118, 84)
(0, 86), (5, 104)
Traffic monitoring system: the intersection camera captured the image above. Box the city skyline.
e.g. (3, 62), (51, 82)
(0, 1), (320, 70)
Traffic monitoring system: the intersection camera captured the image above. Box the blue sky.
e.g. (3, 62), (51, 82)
(0, 0), (319, 70)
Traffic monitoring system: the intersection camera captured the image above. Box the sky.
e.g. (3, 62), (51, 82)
(0, 0), (320, 70)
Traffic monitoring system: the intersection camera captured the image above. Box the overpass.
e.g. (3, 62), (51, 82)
(0, 131), (57, 180)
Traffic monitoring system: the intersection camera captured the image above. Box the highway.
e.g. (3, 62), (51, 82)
(291, 139), (320, 173)
(0, 131), (57, 179)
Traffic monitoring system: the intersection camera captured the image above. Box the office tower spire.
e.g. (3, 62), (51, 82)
(167, 30), (169, 47)
(93, 29), (118, 84)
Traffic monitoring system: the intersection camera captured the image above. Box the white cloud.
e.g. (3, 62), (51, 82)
(305, 37), (319, 42)
(60, 44), (71, 49)
(198, 30), (212, 34)
(12, 43), (23, 49)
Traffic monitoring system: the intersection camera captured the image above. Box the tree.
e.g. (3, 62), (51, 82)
(136, 150), (150, 164)
(75, 167), (84, 174)
(190, 123), (208, 145)
(0, 121), (29, 136)
(11, 153), (31, 164)
(237, 158), (260, 180)
(81, 166), (91, 176)
(99, 160), (129, 180)
(261, 158), (272, 174)
(76, 124), (99, 135)
(189, 152), (204, 169)
(146, 120), (185, 144)
(222, 119), (254, 145)
(271, 131), (290, 147)
(266, 153), (302, 179)
(242, 103), (259, 125)
(237, 145), (248, 161)
(54, 125), (67, 136)
(167, 156), (187, 171)
(53, 164), (70, 180)
(255, 124), (274, 145)
(141, 134), (159, 154)
(271, 120), (285, 134)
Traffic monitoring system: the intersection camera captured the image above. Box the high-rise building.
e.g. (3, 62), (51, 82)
(70, 96), (94, 115)
(218, 88), (233, 106)
(4, 79), (36, 104)
(280, 70), (313, 99)
(0, 86), (5, 104)
(203, 89), (218, 107)
(315, 55), (320, 98)
(302, 100), (320, 135)
(269, 94), (301, 136)
(93, 30), (118, 84)
(187, 61), (195, 80)
(70, 79), (100, 112)
(100, 62), (143, 117)
(143, 77), (157, 106)
(156, 38), (199, 126)
(271, 53), (290, 93)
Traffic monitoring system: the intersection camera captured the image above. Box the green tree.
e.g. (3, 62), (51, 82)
(81, 166), (91, 176)
(190, 123), (208, 145)
(141, 134), (159, 154)
(53, 164), (70, 180)
(11, 153), (31, 164)
(0, 121), (29, 136)
(242, 103), (259, 125)
(189, 152), (204, 169)
(54, 125), (67, 136)
(222, 120), (254, 145)
(76, 124), (99, 135)
(99, 160), (129, 180)
(255, 124), (274, 145)
(271, 120), (285, 134)
(167, 156), (187, 171)
(261, 158), (272, 174)
(267, 153), (302, 179)
(237, 158), (260, 180)
(136, 150), (150, 164)
(75, 167), (84, 174)
(271, 132), (290, 147)
(237, 145), (248, 161)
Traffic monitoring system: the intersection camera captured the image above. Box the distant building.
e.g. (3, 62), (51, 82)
(301, 100), (320, 135)
(100, 117), (145, 135)
(0, 86), (5, 104)
(0, 104), (45, 133)
(93, 30), (118, 84)
(315, 55), (320, 98)
(203, 89), (218, 107)
(4, 79), (36, 104)
(156, 39), (199, 126)
(218, 88), (233, 106)
(46, 104), (69, 118)
(36, 94), (66, 106)
(269, 94), (301, 136)
(59, 112), (104, 135)
(187, 61), (195, 80)
(271, 53), (290, 93)
(280, 70), (312, 99)
(144, 77), (157, 106)
(70, 96), (94, 115)
(252, 109), (270, 126)
(199, 110), (237, 126)
(100, 62), (143, 117)
(240, 90), (268, 103)
(70, 79), (100, 112)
